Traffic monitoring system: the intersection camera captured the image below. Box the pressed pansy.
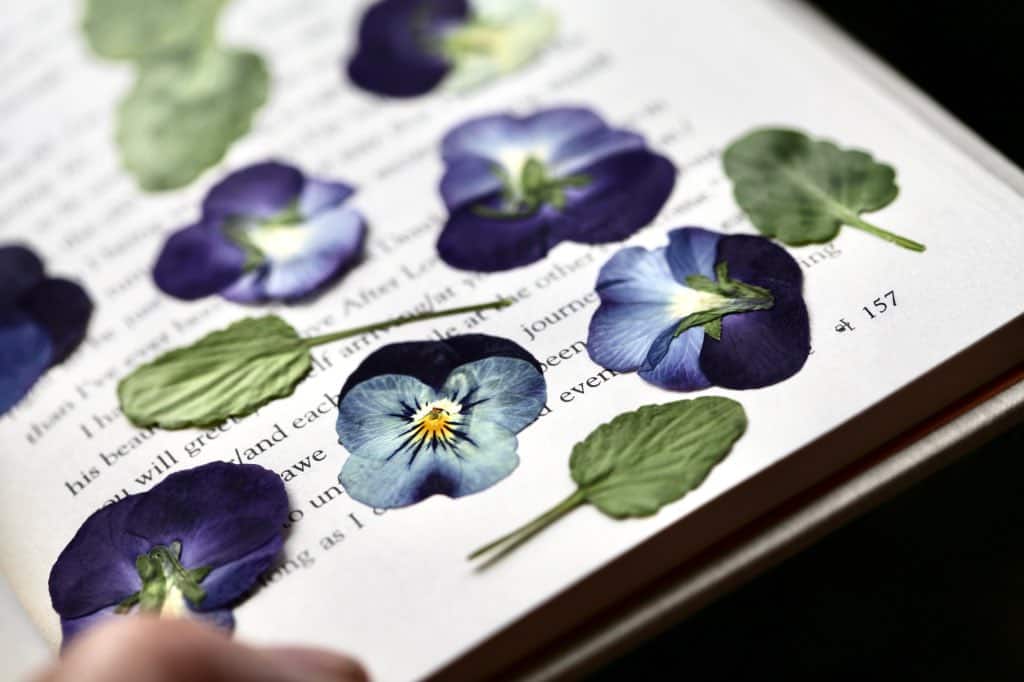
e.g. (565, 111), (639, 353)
(48, 462), (287, 647)
(1, 245), (92, 415)
(436, 107), (677, 271)
(587, 227), (810, 391)
(347, 0), (556, 97)
(154, 161), (367, 303)
(336, 334), (546, 508)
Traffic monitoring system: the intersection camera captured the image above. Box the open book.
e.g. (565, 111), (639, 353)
(2, 1), (1022, 680)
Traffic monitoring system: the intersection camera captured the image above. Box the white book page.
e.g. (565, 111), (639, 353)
(1, 1), (1022, 680)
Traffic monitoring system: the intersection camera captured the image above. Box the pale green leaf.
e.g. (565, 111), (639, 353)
(117, 47), (268, 191)
(469, 397), (748, 566)
(723, 128), (925, 252)
(570, 397), (746, 518)
(118, 316), (311, 429)
(83, 0), (226, 61)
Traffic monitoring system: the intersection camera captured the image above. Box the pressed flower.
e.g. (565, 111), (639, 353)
(436, 107), (677, 271)
(587, 227), (810, 391)
(336, 334), (546, 508)
(153, 161), (366, 303)
(48, 462), (287, 647)
(0, 245), (92, 414)
(347, 0), (556, 97)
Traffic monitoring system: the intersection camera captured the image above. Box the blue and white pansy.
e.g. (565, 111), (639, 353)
(153, 161), (367, 303)
(587, 227), (811, 391)
(336, 334), (546, 508)
(436, 106), (677, 271)
(347, 0), (556, 97)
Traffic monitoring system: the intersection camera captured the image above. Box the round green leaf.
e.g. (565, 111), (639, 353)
(723, 128), (924, 250)
(118, 316), (311, 429)
(569, 397), (747, 518)
(83, 0), (226, 61)
(117, 47), (269, 191)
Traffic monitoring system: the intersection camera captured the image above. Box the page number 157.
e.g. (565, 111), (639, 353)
(862, 290), (897, 319)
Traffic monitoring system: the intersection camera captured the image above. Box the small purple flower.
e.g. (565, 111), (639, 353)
(0, 245), (92, 415)
(436, 107), (677, 272)
(347, 0), (556, 97)
(48, 462), (287, 648)
(336, 334), (546, 508)
(587, 227), (810, 391)
(153, 161), (366, 303)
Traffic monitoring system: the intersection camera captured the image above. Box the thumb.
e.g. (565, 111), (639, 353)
(33, 616), (368, 682)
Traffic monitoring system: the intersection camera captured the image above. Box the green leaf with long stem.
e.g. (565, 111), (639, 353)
(469, 397), (747, 568)
(118, 299), (511, 430)
(723, 128), (925, 252)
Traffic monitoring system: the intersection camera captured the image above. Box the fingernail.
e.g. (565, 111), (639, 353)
(265, 647), (369, 682)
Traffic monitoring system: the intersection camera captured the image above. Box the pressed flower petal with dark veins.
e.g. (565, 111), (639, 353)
(336, 334), (546, 508)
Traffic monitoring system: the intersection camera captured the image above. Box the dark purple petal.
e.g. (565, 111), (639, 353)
(715, 233), (804, 294)
(549, 150), (676, 245)
(17, 278), (93, 364)
(0, 310), (53, 415)
(48, 496), (149, 619)
(153, 218), (246, 301)
(126, 462), (288, 572)
(0, 245), (44, 305)
(198, 536), (282, 609)
(202, 161), (304, 219)
(698, 235), (809, 389)
(665, 227), (720, 282)
(346, 0), (467, 97)
(338, 333), (540, 401)
(438, 202), (554, 272)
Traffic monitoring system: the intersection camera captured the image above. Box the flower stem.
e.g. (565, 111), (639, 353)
(844, 215), (926, 252)
(469, 490), (587, 569)
(302, 298), (512, 349)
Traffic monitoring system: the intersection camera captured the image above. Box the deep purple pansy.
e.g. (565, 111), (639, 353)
(153, 161), (367, 303)
(346, 0), (556, 98)
(436, 107), (677, 272)
(587, 227), (810, 391)
(0, 245), (92, 415)
(48, 462), (287, 648)
(336, 334), (546, 508)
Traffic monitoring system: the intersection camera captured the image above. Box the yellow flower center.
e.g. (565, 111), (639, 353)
(410, 400), (462, 447)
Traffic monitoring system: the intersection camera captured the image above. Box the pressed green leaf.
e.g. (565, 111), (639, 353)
(469, 397), (747, 566)
(117, 47), (269, 191)
(569, 397), (747, 518)
(723, 128), (925, 252)
(118, 316), (310, 429)
(83, 0), (226, 61)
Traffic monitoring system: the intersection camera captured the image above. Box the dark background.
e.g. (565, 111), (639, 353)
(592, 3), (1024, 680)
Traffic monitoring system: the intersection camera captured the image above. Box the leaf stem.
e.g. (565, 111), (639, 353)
(468, 490), (586, 569)
(844, 215), (926, 252)
(302, 298), (512, 349)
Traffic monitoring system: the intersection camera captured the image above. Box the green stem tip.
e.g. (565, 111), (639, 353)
(302, 298), (513, 349)
(845, 215), (926, 252)
(469, 490), (586, 569)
